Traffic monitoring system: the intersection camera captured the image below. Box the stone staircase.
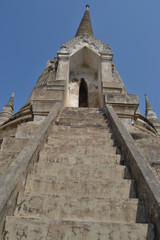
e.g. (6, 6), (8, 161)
(4, 108), (154, 239)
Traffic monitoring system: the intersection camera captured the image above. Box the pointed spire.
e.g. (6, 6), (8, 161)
(145, 94), (152, 112)
(136, 106), (140, 114)
(0, 91), (15, 126)
(75, 5), (94, 37)
(145, 94), (157, 119)
(5, 91), (15, 109)
(145, 94), (160, 136)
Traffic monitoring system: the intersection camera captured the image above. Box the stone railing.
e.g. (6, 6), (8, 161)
(105, 104), (160, 239)
(0, 102), (63, 239)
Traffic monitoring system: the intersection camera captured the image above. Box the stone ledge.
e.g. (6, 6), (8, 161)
(0, 102), (62, 239)
(105, 104), (160, 239)
(105, 93), (139, 104)
(105, 94), (139, 122)
(103, 82), (123, 94)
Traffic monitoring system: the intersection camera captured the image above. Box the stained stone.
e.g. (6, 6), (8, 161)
(0, 4), (159, 239)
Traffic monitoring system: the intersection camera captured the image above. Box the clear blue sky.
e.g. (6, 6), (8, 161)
(0, 0), (160, 118)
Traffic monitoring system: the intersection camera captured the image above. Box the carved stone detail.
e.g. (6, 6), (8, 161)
(62, 34), (113, 55)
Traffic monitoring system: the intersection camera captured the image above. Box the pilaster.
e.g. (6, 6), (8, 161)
(100, 53), (113, 84)
(56, 50), (70, 82)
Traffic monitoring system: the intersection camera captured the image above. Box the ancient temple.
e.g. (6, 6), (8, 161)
(0, 5), (160, 240)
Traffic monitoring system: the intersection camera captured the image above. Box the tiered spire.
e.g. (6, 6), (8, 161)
(145, 94), (160, 135)
(145, 94), (157, 120)
(75, 5), (94, 37)
(5, 91), (15, 109)
(0, 91), (15, 126)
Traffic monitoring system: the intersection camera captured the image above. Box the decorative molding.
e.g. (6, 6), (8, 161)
(62, 34), (113, 56)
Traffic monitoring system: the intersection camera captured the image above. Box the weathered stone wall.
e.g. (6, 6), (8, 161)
(0, 103), (62, 239)
(105, 104), (160, 239)
(68, 67), (99, 107)
(26, 62), (65, 119)
(128, 124), (160, 182)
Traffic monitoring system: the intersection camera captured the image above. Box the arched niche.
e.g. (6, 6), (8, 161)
(66, 46), (103, 108)
(79, 78), (89, 107)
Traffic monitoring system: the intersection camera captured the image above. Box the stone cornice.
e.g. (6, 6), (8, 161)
(62, 34), (113, 56)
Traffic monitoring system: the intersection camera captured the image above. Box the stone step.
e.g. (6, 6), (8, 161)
(50, 125), (112, 135)
(46, 138), (115, 148)
(0, 138), (28, 153)
(38, 152), (121, 166)
(15, 194), (145, 223)
(56, 120), (108, 128)
(42, 143), (117, 154)
(48, 135), (113, 144)
(60, 107), (105, 113)
(5, 217), (155, 240)
(59, 108), (105, 115)
(62, 107), (105, 114)
(33, 162), (127, 180)
(57, 116), (108, 127)
(59, 113), (107, 121)
(48, 129), (113, 140)
(57, 116), (107, 123)
(15, 122), (40, 139)
(50, 130), (112, 140)
(25, 175), (136, 198)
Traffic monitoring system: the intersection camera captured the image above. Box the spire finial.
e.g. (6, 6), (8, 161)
(12, 90), (15, 98)
(145, 94), (157, 119)
(75, 5), (94, 37)
(144, 94), (160, 135)
(86, 4), (89, 10)
(145, 94), (152, 112)
(6, 90), (15, 109)
(0, 91), (15, 126)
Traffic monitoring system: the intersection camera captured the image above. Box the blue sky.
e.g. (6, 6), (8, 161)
(0, 0), (160, 118)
